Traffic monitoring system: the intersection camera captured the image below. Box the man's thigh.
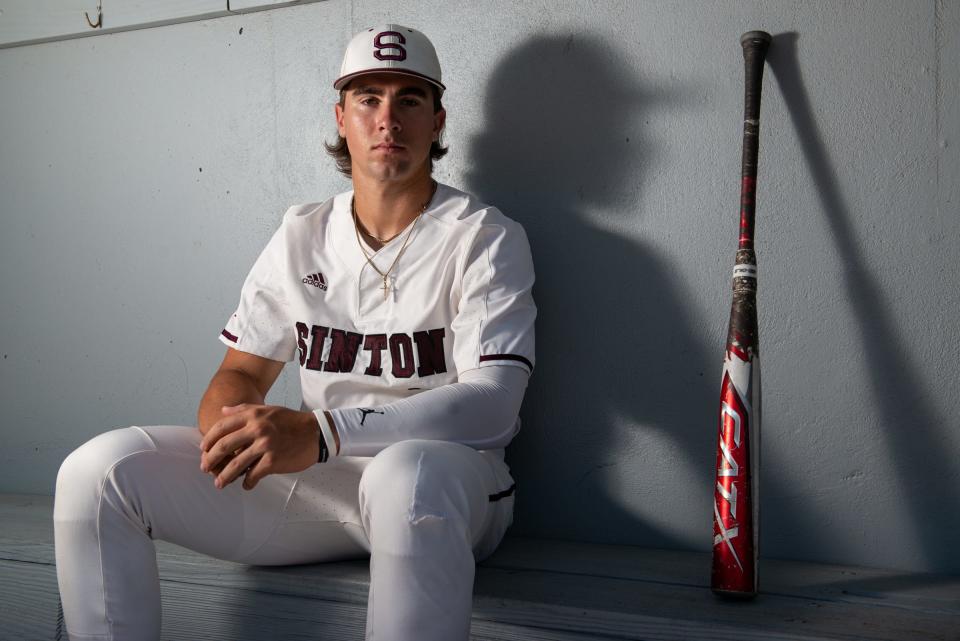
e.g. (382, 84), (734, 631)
(92, 425), (366, 565)
(102, 424), (303, 563)
(235, 456), (372, 565)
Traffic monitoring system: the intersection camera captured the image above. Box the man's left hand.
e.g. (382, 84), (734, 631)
(200, 404), (320, 491)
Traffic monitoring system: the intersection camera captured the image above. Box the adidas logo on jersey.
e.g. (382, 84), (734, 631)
(302, 272), (328, 291)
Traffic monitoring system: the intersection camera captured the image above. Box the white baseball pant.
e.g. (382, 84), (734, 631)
(53, 425), (516, 640)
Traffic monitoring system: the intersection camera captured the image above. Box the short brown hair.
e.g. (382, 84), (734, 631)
(324, 83), (449, 178)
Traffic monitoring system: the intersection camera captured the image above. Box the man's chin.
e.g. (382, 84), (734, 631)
(359, 161), (425, 183)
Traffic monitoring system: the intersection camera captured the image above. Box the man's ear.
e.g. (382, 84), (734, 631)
(335, 102), (346, 137)
(433, 108), (446, 141)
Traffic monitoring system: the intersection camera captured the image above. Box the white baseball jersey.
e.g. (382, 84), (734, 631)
(218, 182), (536, 459)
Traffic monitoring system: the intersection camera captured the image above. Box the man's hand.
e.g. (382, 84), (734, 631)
(199, 404), (320, 491)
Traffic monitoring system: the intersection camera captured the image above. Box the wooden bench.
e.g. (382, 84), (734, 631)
(1, 493), (956, 640)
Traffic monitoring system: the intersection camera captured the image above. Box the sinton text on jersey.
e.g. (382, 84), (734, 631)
(296, 323), (448, 379)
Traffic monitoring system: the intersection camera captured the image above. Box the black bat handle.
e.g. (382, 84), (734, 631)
(738, 31), (772, 252)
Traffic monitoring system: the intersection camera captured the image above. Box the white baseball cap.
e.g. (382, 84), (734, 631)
(334, 24), (445, 94)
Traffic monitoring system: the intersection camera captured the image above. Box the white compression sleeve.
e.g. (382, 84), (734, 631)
(318, 365), (529, 458)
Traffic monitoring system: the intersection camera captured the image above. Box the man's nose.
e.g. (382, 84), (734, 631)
(377, 101), (402, 131)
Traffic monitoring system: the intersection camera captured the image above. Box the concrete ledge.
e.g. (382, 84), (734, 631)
(1, 493), (957, 640)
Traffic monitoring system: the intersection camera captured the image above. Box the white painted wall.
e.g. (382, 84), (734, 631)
(1, 0), (957, 574)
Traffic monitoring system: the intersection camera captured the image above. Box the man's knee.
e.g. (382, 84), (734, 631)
(358, 440), (481, 535)
(54, 426), (157, 521)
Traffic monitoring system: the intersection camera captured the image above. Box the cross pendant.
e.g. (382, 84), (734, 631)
(381, 276), (390, 301)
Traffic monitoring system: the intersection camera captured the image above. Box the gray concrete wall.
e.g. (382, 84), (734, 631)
(1, 1), (957, 574)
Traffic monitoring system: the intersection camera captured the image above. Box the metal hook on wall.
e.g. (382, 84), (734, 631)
(85, 1), (102, 29)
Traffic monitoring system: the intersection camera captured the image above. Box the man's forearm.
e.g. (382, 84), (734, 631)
(325, 365), (527, 458)
(197, 369), (265, 435)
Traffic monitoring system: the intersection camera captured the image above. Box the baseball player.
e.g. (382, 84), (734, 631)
(53, 24), (536, 641)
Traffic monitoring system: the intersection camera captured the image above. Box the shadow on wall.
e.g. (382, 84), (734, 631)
(465, 32), (849, 566)
(465, 34), (731, 550)
(769, 33), (958, 574)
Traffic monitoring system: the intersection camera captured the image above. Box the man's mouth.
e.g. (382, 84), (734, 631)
(374, 142), (405, 151)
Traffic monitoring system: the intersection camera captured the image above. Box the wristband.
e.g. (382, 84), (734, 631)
(317, 424), (329, 463)
(313, 408), (339, 458)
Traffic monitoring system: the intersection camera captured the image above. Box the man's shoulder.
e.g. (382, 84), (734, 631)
(280, 191), (349, 225)
(430, 183), (521, 232)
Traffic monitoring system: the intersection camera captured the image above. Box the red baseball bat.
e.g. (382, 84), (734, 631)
(711, 30), (772, 598)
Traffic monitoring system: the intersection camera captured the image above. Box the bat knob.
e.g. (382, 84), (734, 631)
(740, 30), (773, 46)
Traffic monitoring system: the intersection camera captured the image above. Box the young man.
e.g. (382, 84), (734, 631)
(54, 24), (536, 641)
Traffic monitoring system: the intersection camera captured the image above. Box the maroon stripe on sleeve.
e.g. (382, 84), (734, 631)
(479, 354), (533, 371)
(221, 329), (239, 343)
(488, 482), (516, 502)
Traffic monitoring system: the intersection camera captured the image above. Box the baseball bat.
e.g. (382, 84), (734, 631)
(711, 30), (772, 598)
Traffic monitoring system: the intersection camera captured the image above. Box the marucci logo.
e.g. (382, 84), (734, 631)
(302, 272), (328, 291)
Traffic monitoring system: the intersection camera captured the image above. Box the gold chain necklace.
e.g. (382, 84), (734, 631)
(360, 225), (402, 244)
(352, 181), (437, 301)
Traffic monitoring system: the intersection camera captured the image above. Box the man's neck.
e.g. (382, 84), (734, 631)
(351, 170), (436, 243)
